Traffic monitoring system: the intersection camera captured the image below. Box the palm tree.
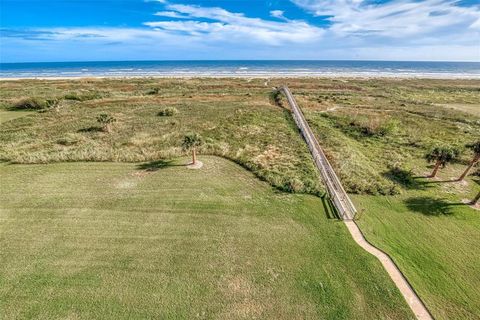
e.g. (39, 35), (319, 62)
(425, 146), (459, 178)
(96, 113), (116, 133)
(182, 133), (203, 165)
(471, 191), (480, 205)
(458, 141), (480, 181)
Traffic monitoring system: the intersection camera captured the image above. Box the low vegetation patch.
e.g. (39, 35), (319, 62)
(96, 113), (116, 133)
(64, 91), (104, 101)
(322, 113), (400, 138)
(158, 106), (178, 116)
(146, 87), (160, 95)
(11, 97), (48, 110)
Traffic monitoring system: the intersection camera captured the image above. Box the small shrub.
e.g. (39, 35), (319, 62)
(96, 113), (116, 133)
(269, 89), (282, 106)
(64, 91), (103, 101)
(378, 119), (400, 136)
(158, 107), (178, 117)
(45, 98), (61, 110)
(64, 93), (81, 100)
(285, 178), (304, 193)
(385, 166), (416, 187)
(56, 133), (83, 146)
(12, 98), (46, 110)
(341, 115), (399, 137)
(146, 87), (160, 95)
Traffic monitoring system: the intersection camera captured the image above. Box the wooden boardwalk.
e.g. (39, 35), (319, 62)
(281, 86), (357, 220)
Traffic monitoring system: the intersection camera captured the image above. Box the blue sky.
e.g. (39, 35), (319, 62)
(1, 0), (479, 62)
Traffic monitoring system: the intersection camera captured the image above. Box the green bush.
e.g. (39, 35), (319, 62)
(96, 113), (116, 133)
(64, 91), (103, 101)
(385, 166), (416, 187)
(158, 107), (178, 117)
(146, 87), (160, 95)
(285, 178), (305, 193)
(328, 114), (399, 138)
(269, 89), (282, 106)
(378, 119), (400, 136)
(12, 98), (47, 110)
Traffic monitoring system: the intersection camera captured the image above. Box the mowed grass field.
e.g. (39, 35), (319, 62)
(351, 161), (480, 319)
(0, 156), (414, 319)
(355, 188), (480, 320)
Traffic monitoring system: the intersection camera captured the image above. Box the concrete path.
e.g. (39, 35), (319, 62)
(344, 220), (434, 320)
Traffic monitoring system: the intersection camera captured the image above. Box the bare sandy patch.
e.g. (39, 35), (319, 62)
(187, 160), (203, 169)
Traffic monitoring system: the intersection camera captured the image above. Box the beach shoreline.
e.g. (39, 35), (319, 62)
(1, 73), (479, 81)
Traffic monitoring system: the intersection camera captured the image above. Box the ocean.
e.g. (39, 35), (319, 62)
(0, 60), (479, 79)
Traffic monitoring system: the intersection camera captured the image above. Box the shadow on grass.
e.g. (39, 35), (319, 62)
(321, 194), (341, 220)
(136, 159), (185, 171)
(383, 167), (431, 190)
(78, 126), (103, 133)
(384, 167), (461, 190)
(404, 196), (464, 216)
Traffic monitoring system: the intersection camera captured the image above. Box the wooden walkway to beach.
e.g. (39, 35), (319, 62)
(281, 86), (357, 220)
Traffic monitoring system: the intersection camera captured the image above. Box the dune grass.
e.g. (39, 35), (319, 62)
(1, 77), (478, 195)
(0, 156), (414, 319)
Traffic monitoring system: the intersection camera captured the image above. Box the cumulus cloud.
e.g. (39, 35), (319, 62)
(145, 4), (323, 44)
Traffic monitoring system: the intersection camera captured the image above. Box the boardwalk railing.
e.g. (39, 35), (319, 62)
(281, 86), (357, 220)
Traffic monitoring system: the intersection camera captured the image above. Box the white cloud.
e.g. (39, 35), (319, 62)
(145, 4), (324, 44)
(270, 10), (286, 19)
(292, 0), (480, 38)
(154, 11), (189, 19)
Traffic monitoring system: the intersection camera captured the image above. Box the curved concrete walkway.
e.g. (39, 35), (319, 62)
(344, 220), (434, 320)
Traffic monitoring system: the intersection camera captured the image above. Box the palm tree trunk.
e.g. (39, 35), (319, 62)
(192, 147), (196, 165)
(458, 156), (479, 181)
(471, 191), (480, 205)
(430, 160), (441, 178)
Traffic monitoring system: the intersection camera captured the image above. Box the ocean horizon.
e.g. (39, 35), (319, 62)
(1, 60), (479, 79)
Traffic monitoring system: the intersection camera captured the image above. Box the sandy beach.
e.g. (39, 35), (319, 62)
(1, 72), (480, 81)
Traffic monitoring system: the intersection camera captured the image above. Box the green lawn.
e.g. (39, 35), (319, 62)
(354, 164), (480, 320)
(0, 156), (413, 319)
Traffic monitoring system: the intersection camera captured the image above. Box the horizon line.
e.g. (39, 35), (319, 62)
(1, 59), (480, 65)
